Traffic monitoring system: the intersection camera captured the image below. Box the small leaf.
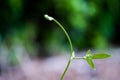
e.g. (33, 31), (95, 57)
(86, 50), (92, 57)
(86, 57), (95, 70)
(92, 53), (111, 59)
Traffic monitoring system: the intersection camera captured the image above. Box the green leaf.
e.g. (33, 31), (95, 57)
(86, 57), (95, 70)
(92, 53), (111, 59)
(86, 50), (92, 57)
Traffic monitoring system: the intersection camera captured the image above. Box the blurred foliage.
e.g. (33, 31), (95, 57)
(0, 0), (120, 57)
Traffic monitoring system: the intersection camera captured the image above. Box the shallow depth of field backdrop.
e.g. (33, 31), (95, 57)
(0, 0), (120, 80)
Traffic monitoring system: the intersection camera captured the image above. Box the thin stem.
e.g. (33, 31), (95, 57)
(44, 14), (74, 80)
(53, 19), (74, 80)
(59, 59), (71, 80)
(72, 57), (85, 59)
(53, 19), (73, 56)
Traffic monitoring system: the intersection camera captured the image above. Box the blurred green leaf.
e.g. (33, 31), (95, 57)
(86, 57), (95, 70)
(92, 53), (111, 59)
(86, 50), (92, 57)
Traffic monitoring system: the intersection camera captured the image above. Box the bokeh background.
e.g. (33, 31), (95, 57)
(0, 0), (120, 80)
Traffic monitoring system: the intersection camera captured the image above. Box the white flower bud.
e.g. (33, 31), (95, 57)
(44, 14), (54, 21)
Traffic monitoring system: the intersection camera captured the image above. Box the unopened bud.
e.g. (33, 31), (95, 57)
(44, 14), (54, 21)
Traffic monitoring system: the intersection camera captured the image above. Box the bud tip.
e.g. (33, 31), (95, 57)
(44, 14), (54, 21)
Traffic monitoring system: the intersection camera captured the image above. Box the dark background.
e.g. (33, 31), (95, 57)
(0, 0), (120, 57)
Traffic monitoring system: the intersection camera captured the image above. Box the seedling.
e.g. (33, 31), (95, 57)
(44, 14), (111, 80)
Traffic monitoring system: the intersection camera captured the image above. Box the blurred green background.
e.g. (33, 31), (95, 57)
(0, 0), (120, 58)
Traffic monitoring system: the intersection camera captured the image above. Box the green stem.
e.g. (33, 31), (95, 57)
(53, 19), (74, 80)
(59, 59), (71, 80)
(53, 19), (73, 56)
(72, 57), (85, 59)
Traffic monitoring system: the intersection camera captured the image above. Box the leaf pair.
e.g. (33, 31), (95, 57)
(84, 50), (111, 70)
